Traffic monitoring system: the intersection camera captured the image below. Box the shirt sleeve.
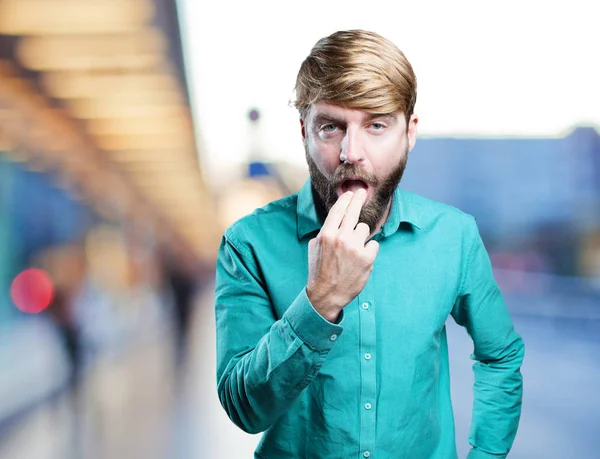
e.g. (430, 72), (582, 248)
(215, 232), (344, 434)
(451, 218), (525, 458)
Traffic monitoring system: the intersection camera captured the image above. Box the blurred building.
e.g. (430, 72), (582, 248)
(0, 0), (219, 437)
(403, 126), (600, 278)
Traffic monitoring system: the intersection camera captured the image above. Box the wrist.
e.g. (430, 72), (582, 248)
(306, 287), (341, 323)
(321, 310), (341, 323)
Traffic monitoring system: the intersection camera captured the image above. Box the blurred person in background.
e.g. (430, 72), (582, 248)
(215, 30), (524, 459)
(163, 255), (198, 370)
(36, 243), (88, 393)
(33, 243), (89, 458)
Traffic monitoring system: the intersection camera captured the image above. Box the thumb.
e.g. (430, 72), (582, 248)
(364, 239), (380, 259)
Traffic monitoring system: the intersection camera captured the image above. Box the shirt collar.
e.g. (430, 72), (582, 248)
(296, 178), (422, 240)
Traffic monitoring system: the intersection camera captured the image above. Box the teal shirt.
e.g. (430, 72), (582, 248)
(215, 179), (524, 459)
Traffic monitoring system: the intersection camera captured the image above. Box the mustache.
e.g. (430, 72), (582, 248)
(332, 164), (378, 187)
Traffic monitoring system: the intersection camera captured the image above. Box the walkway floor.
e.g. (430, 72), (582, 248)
(1, 286), (599, 458)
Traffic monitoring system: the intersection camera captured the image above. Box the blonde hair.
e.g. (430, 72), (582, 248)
(294, 30), (417, 123)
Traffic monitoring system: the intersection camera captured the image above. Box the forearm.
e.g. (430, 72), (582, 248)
(468, 330), (525, 457)
(216, 289), (342, 434)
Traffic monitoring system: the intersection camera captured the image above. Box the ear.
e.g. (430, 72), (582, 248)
(407, 114), (419, 152)
(300, 118), (306, 140)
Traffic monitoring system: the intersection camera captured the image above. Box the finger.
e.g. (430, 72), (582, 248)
(364, 239), (380, 260)
(354, 222), (371, 243)
(321, 191), (354, 232)
(340, 188), (367, 233)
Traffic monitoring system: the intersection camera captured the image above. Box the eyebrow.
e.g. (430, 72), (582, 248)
(366, 113), (399, 124)
(312, 114), (344, 128)
(312, 112), (399, 128)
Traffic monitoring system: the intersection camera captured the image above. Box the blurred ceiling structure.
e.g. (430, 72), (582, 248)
(0, 0), (221, 267)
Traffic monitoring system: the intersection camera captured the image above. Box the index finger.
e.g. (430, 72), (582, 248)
(321, 191), (354, 232)
(340, 188), (367, 232)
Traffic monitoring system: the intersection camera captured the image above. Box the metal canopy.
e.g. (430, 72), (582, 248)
(0, 0), (220, 265)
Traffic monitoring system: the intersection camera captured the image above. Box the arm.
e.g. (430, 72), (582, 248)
(451, 219), (525, 458)
(215, 233), (343, 434)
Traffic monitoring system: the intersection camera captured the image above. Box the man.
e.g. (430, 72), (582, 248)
(215, 30), (524, 459)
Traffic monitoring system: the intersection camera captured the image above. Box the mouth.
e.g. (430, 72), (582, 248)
(338, 178), (370, 196)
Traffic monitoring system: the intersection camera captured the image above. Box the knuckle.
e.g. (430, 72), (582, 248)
(317, 232), (332, 244)
(349, 245), (362, 257)
(335, 235), (348, 248)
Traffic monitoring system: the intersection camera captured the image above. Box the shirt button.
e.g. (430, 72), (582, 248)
(363, 452), (371, 458)
(361, 302), (370, 310)
(329, 334), (338, 341)
(364, 403), (372, 410)
(364, 353), (371, 360)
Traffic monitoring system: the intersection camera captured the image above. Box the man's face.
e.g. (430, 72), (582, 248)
(301, 101), (418, 231)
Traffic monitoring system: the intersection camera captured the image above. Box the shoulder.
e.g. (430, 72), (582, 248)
(223, 192), (299, 247)
(401, 191), (483, 271)
(401, 189), (478, 232)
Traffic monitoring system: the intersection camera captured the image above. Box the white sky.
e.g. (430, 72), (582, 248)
(177, 0), (600, 186)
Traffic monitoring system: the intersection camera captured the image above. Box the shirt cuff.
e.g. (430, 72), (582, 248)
(467, 448), (508, 459)
(282, 288), (344, 352)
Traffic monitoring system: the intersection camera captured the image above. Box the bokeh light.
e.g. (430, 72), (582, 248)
(10, 268), (55, 314)
(248, 108), (260, 122)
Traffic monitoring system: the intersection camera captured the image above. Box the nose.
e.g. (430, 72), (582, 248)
(340, 127), (365, 164)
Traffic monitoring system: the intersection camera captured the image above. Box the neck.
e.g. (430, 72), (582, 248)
(371, 199), (392, 237)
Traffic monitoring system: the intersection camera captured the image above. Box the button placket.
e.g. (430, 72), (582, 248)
(357, 277), (377, 459)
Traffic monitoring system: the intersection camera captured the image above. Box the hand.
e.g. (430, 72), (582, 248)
(306, 189), (380, 322)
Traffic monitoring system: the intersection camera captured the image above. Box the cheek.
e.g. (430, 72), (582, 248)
(307, 136), (340, 173)
(367, 136), (406, 172)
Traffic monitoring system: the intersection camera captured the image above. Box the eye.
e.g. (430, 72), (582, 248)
(318, 124), (342, 140)
(370, 122), (386, 130)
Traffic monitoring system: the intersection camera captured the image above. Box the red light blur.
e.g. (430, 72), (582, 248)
(10, 268), (55, 314)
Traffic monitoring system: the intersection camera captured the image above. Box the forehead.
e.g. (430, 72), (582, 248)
(307, 101), (402, 124)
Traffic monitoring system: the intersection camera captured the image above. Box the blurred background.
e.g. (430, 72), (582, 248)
(0, 0), (598, 458)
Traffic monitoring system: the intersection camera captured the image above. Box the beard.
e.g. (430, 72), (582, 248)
(305, 145), (409, 232)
